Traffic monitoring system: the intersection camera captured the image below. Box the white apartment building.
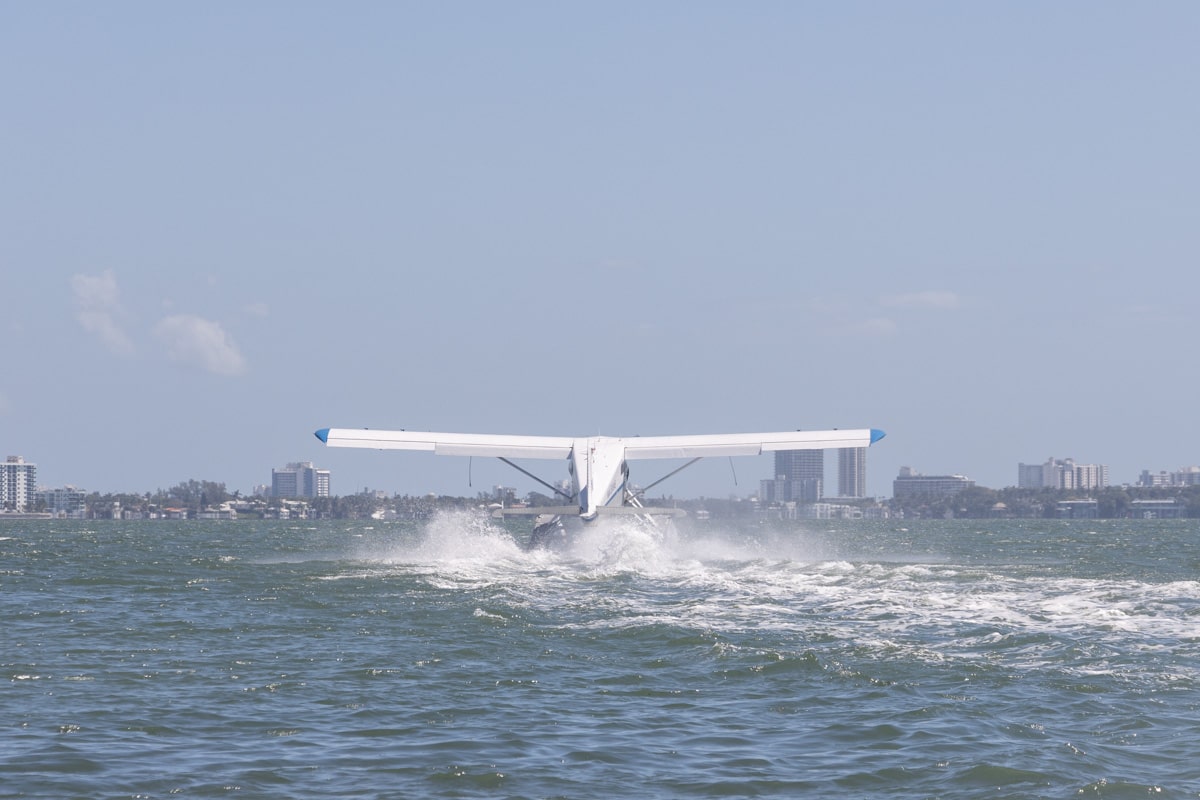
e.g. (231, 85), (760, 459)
(1, 456), (37, 512)
(1018, 457), (1108, 490)
(35, 485), (88, 516)
(271, 462), (331, 498)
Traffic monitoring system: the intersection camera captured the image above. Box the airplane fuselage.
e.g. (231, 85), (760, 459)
(570, 437), (631, 519)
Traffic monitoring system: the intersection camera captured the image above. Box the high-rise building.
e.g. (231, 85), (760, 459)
(271, 462), (331, 498)
(1073, 463), (1107, 491)
(760, 449), (823, 503)
(776, 450), (822, 485)
(1018, 458), (1108, 490)
(838, 447), (867, 498)
(1017, 463), (1044, 489)
(1, 456), (37, 512)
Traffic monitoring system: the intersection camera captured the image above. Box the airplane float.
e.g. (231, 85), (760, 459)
(314, 426), (885, 548)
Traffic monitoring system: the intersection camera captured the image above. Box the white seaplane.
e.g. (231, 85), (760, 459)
(314, 426), (885, 548)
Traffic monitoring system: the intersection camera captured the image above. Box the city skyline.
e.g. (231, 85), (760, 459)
(8, 447), (1199, 507)
(4, 5), (1198, 498)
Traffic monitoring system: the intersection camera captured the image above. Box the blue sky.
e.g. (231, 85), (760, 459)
(3, 2), (1197, 498)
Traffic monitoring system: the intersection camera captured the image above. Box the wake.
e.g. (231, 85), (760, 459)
(358, 509), (837, 576)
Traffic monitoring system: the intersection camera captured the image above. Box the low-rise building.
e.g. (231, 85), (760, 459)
(804, 502), (862, 519)
(1129, 499), (1184, 519)
(1057, 499), (1099, 519)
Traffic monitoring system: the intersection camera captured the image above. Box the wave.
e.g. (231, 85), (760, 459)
(305, 513), (1200, 688)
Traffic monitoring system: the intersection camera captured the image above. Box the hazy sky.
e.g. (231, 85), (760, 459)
(4, 3), (1197, 499)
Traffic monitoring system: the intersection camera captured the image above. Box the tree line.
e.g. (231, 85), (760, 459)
(889, 485), (1200, 519)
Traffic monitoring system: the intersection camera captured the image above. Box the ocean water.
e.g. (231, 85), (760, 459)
(3, 515), (1199, 799)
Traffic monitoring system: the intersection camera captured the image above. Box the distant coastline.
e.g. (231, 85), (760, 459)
(7, 483), (1200, 522)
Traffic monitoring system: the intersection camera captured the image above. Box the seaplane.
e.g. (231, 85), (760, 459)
(314, 426), (885, 549)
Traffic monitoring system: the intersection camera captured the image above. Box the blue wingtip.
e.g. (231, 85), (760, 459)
(314, 428), (330, 443)
(870, 428), (886, 444)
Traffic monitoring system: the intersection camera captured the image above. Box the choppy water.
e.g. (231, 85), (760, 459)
(3, 515), (1200, 799)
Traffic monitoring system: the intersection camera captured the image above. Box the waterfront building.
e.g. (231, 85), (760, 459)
(34, 485), (88, 516)
(1057, 499), (1099, 519)
(271, 462), (331, 498)
(1, 456), (37, 512)
(1018, 457), (1108, 490)
(838, 447), (866, 498)
(1129, 499), (1184, 519)
(804, 502), (862, 520)
(893, 466), (974, 499)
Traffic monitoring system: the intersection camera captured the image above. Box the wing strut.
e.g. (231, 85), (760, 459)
(636, 457), (704, 496)
(497, 457), (576, 501)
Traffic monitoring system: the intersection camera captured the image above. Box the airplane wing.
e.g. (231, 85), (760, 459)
(316, 427), (884, 460)
(314, 428), (574, 459)
(620, 429), (885, 460)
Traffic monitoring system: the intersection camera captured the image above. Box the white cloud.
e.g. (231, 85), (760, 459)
(155, 314), (248, 376)
(880, 290), (962, 310)
(71, 270), (135, 355)
(848, 317), (899, 337)
(824, 315), (898, 338)
(243, 301), (270, 317)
